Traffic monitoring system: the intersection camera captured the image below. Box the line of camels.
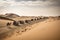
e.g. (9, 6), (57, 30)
(6, 17), (48, 27)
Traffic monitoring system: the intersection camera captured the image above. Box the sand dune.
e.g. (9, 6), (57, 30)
(20, 20), (60, 40)
(4, 19), (60, 40)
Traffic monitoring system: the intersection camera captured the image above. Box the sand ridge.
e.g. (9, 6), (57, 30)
(4, 18), (60, 40)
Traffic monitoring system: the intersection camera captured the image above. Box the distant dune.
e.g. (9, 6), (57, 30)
(5, 13), (20, 18)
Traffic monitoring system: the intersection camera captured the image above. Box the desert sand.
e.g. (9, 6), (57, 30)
(4, 18), (60, 40)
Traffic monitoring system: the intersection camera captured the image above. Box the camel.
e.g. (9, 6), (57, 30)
(7, 22), (11, 26)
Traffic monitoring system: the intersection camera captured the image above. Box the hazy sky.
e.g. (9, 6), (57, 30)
(0, 0), (60, 16)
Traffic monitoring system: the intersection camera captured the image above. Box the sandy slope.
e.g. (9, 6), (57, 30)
(4, 20), (60, 40)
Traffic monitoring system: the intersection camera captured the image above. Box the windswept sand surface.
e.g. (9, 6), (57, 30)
(4, 19), (60, 40)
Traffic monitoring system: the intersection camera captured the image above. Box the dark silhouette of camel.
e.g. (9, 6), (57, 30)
(7, 22), (11, 26)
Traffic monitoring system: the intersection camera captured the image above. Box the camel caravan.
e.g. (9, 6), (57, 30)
(6, 17), (48, 27)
